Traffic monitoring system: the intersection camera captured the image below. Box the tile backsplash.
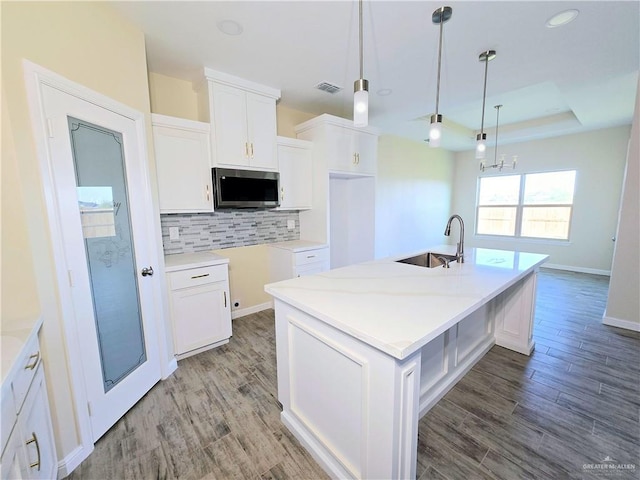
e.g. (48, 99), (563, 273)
(160, 210), (300, 255)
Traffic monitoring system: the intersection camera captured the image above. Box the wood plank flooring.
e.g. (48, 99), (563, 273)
(66, 268), (639, 480)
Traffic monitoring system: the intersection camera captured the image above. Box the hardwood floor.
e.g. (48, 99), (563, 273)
(67, 269), (639, 480)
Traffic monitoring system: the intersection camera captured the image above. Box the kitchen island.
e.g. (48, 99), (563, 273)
(265, 246), (548, 479)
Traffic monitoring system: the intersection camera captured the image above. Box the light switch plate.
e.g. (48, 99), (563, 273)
(287, 220), (295, 230)
(169, 226), (180, 241)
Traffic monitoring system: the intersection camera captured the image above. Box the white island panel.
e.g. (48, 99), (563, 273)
(266, 247), (548, 479)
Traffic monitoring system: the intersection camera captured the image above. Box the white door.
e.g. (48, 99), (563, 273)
(42, 84), (161, 441)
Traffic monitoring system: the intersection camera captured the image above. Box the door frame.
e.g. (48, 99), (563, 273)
(23, 60), (176, 475)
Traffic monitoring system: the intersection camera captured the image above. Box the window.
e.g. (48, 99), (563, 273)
(476, 170), (576, 240)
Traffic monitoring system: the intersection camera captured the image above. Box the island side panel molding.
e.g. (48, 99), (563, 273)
(418, 303), (496, 418)
(273, 299), (421, 480)
(287, 316), (369, 478)
(494, 270), (538, 355)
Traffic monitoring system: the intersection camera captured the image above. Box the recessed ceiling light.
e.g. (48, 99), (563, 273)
(377, 88), (393, 96)
(546, 9), (579, 28)
(217, 19), (243, 36)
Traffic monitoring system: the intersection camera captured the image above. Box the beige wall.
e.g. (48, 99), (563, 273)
(1, 1), (156, 464)
(375, 135), (455, 258)
(452, 126), (630, 274)
(212, 245), (272, 311)
(606, 80), (640, 329)
(148, 72), (200, 121)
(277, 105), (315, 138)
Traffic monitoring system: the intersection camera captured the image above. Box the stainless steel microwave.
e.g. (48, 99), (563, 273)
(212, 167), (280, 209)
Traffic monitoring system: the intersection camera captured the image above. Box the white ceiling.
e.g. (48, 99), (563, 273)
(112, 0), (639, 151)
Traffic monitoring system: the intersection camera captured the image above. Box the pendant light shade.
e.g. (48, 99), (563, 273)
(354, 79), (369, 127)
(429, 6), (452, 148)
(429, 114), (442, 147)
(476, 50), (496, 159)
(353, 0), (369, 127)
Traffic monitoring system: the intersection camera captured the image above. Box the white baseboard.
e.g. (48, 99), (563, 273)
(231, 301), (273, 320)
(602, 315), (640, 332)
(542, 264), (610, 276)
(162, 358), (178, 380)
(57, 444), (91, 479)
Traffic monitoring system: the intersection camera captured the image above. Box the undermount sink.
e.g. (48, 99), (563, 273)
(396, 252), (458, 268)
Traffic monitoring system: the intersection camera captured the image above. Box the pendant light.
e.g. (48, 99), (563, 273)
(429, 6), (452, 148)
(476, 50), (496, 159)
(353, 0), (369, 127)
(480, 104), (517, 172)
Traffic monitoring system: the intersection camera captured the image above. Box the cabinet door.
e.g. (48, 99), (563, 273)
(277, 142), (312, 210)
(1, 430), (29, 480)
(352, 130), (378, 175)
(153, 124), (213, 213)
(246, 93), (278, 170)
(171, 281), (232, 355)
(326, 124), (355, 173)
(211, 83), (250, 167)
(18, 368), (57, 480)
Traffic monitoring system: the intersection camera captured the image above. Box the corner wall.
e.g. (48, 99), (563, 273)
(452, 126), (630, 274)
(605, 80), (640, 331)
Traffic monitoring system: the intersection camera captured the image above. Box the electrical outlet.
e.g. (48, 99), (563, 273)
(287, 220), (295, 230)
(169, 226), (180, 241)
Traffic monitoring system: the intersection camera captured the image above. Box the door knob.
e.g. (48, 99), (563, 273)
(141, 266), (154, 277)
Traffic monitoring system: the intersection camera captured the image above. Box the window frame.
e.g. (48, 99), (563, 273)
(475, 170), (576, 241)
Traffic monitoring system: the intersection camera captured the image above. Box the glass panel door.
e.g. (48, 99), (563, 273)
(68, 117), (146, 392)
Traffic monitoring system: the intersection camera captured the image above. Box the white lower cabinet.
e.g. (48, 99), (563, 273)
(167, 263), (232, 359)
(268, 241), (329, 282)
(1, 328), (57, 480)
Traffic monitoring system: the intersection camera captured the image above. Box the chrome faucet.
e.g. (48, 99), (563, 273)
(444, 214), (465, 263)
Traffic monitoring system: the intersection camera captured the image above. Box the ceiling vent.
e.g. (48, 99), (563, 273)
(314, 81), (343, 94)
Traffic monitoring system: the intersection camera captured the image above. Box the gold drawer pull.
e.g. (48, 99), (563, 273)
(25, 352), (40, 370)
(26, 432), (41, 471)
(190, 273), (210, 279)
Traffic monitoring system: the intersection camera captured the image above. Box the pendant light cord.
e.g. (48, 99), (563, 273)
(480, 57), (489, 135)
(359, 0), (364, 79)
(435, 6), (444, 116)
(494, 105), (501, 166)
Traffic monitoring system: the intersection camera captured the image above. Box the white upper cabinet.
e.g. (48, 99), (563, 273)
(276, 136), (313, 211)
(198, 68), (281, 171)
(298, 114), (378, 176)
(151, 114), (213, 214)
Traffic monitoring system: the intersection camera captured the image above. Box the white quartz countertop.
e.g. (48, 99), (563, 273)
(268, 240), (328, 252)
(1, 314), (42, 384)
(164, 251), (229, 272)
(265, 246), (548, 360)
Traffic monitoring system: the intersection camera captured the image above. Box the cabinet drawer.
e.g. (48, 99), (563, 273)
(11, 334), (41, 415)
(169, 265), (227, 290)
(295, 248), (329, 266)
(1, 379), (16, 456)
(295, 262), (329, 278)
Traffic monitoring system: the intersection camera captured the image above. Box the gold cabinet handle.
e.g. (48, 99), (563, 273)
(223, 291), (227, 308)
(250, 143), (254, 158)
(281, 187), (284, 200)
(26, 432), (41, 471)
(356, 153), (360, 164)
(25, 352), (40, 370)
(353, 153), (357, 165)
(206, 184), (210, 201)
(245, 142), (249, 158)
